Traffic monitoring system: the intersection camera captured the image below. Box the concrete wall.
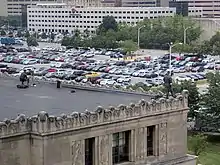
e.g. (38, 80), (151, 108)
(0, 90), (196, 165)
(0, 0), (8, 17)
(193, 18), (220, 41)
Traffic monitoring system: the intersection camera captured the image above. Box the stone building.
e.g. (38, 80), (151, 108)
(0, 90), (196, 165)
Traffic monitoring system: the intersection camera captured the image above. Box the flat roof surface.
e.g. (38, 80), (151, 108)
(0, 78), (150, 119)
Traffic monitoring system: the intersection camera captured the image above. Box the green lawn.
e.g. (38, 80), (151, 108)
(188, 138), (220, 165)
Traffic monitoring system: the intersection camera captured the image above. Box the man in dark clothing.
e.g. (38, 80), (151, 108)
(163, 72), (174, 98)
(20, 70), (29, 85)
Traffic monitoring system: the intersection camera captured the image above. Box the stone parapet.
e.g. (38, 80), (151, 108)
(0, 90), (189, 138)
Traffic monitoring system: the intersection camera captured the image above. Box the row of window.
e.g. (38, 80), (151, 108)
(29, 28), (95, 34)
(82, 126), (156, 165)
(7, 0), (54, 2)
(28, 15), (163, 19)
(29, 24), (97, 29)
(28, 19), (142, 23)
(28, 16), (170, 25)
(28, 10), (174, 14)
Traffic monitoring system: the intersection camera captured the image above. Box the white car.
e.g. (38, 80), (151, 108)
(175, 76), (193, 83)
(100, 79), (116, 86)
(85, 54), (94, 58)
(117, 76), (131, 83)
(50, 62), (62, 68)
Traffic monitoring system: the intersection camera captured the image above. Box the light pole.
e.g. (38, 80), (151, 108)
(137, 25), (145, 49)
(183, 26), (190, 45)
(169, 42), (183, 75)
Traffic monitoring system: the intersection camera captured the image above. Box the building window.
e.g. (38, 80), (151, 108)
(147, 126), (155, 156)
(112, 131), (130, 164)
(85, 138), (95, 165)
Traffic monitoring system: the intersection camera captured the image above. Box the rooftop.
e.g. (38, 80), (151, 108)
(0, 78), (150, 120)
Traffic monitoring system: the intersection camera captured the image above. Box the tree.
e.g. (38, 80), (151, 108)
(138, 15), (202, 49)
(74, 29), (80, 37)
(188, 134), (208, 156)
(209, 31), (220, 46)
(41, 32), (47, 39)
(121, 40), (138, 58)
(24, 31), (30, 38)
(200, 72), (220, 131)
(27, 36), (38, 47)
(212, 41), (220, 56)
(172, 81), (200, 118)
(172, 43), (193, 54)
(32, 32), (38, 39)
(98, 16), (118, 34)
(61, 36), (71, 46)
(83, 29), (90, 38)
(116, 24), (135, 41)
(50, 32), (55, 41)
(0, 30), (6, 36)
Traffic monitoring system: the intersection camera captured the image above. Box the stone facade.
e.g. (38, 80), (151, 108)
(0, 90), (197, 165)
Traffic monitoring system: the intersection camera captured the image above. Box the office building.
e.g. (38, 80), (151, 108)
(6, 0), (56, 16)
(0, 89), (197, 165)
(0, 0), (8, 16)
(27, 3), (202, 34)
(121, 0), (170, 7)
(188, 0), (220, 17)
(169, 0), (189, 16)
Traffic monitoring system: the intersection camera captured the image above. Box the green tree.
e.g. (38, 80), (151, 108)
(121, 40), (138, 58)
(74, 29), (80, 37)
(139, 15), (202, 49)
(188, 134), (208, 156)
(173, 43), (193, 54)
(116, 24), (134, 41)
(61, 36), (71, 46)
(83, 29), (90, 38)
(0, 30), (6, 36)
(200, 72), (220, 131)
(24, 31), (30, 38)
(50, 33), (55, 41)
(32, 32), (38, 39)
(212, 41), (220, 56)
(172, 81), (200, 118)
(209, 31), (220, 46)
(41, 32), (47, 39)
(98, 16), (118, 34)
(27, 36), (38, 46)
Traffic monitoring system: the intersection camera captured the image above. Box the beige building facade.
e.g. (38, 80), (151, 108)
(192, 17), (220, 41)
(0, 0), (8, 16)
(189, 0), (220, 17)
(0, 90), (196, 165)
(6, 0), (56, 16)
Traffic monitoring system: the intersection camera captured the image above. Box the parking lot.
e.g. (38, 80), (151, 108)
(0, 45), (215, 90)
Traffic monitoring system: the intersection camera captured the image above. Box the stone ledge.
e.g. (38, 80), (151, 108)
(150, 155), (197, 165)
(0, 88), (189, 138)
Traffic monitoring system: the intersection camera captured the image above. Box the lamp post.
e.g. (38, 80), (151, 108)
(137, 25), (145, 49)
(183, 26), (190, 45)
(169, 42), (183, 75)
